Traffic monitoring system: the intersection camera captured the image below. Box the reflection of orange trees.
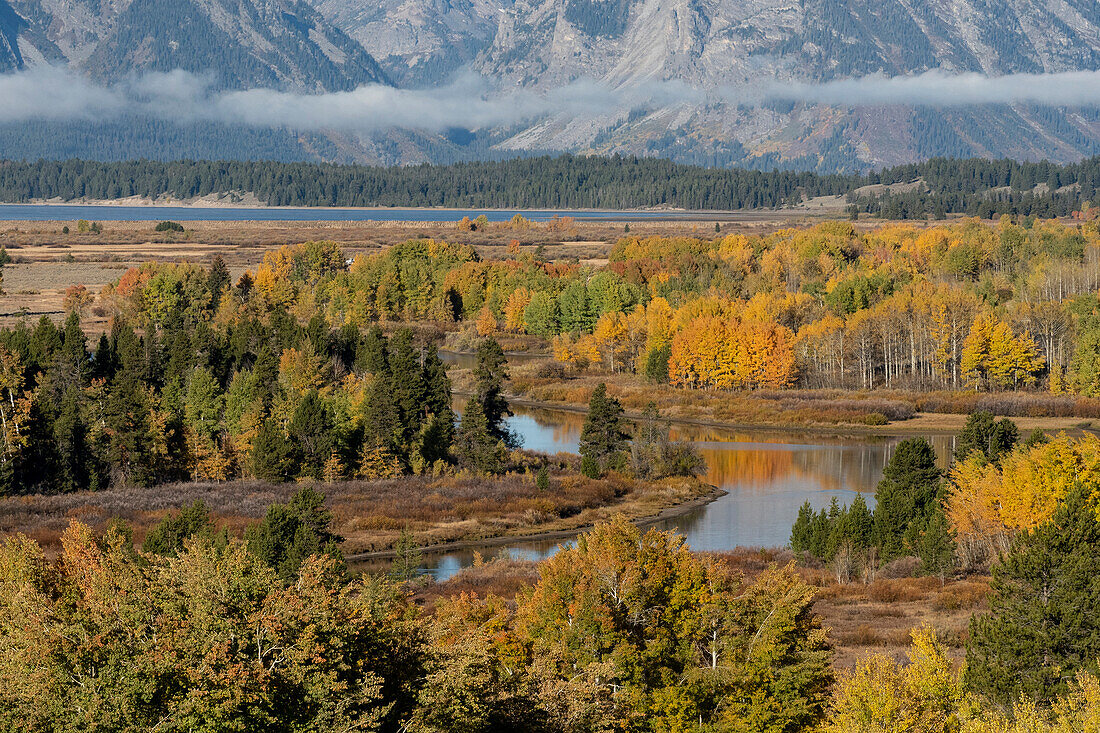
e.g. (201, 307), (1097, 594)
(699, 445), (853, 494)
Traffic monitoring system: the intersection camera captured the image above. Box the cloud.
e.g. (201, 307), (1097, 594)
(2, 65), (1100, 135)
(765, 69), (1100, 107)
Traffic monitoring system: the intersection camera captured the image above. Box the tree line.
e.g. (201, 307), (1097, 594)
(307, 220), (1100, 395)
(4, 154), (1100, 213)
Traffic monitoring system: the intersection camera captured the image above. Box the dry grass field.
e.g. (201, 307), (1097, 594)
(0, 214), (809, 332)
(0, 462), (716, 557)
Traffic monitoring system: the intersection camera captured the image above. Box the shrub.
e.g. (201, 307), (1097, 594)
(155, 220), (185, 232)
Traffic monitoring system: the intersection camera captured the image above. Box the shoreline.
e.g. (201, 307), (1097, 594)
(457, 391), (1094, 438)
(345, 484), (728, 562)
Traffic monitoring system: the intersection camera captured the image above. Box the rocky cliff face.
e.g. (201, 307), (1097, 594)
(3, 0), (388, 90)
(312, 0), (1100, 168)
(4, 0), (1100, 167)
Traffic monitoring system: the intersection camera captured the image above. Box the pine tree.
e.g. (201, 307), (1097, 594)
(955, 411), (1018, 464)
(288, 390), (334, 480)
(454, 398), (504, 474)
(206, 255), (230, 308)
(251, 418), (295, 483)
(473, 338), (514, 447)
(356, 326), (389, 375)
(916, 505), (956, 582)
(53, 387), (92, 493)
(389, 527), (423, 584)
(363, 373), (402, 454)
(390, 329), (426, 443)
(142, 501), (215, 557)
(790, 502), (816, 554)
(420, 343), (454, 451)
(245, 485), (344, 583)
(873, 438), (942, 561)
(579, 383), (627, 478)
(965, 483), (1100, 705)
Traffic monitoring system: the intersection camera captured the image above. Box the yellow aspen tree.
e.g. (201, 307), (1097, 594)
(503, 287), (532, 333)
(645, 296), (673, 353)
(825, 627), (963, 733)
(760, 323), (799, 388)
(476, 306), (498, 336)
(961, 312), (995, 389)
(947, 455), (1011, 567)
(592, 311), (628, 372)
(623, 305), (648, 373)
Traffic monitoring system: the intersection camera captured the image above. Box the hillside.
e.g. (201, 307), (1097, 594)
(4, 0), (1100, 167)
(1, 0), (388, 90)
(311, 0), (1100, 168)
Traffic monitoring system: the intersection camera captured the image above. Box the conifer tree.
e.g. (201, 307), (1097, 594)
(955, 411), (1018, 464)
(473, 338), (514, 447)
(356, 326), (389, 375)
(288, 390), (334, 480)
(454, 398), (504, 474)
(245, 485), (344, 584)
(421, 343), (455, 449)
(579, 383), (627, 478)
(873, 438), (942, 561)
(143, 501), (216, 557)
(251, 418), (295, 483)
(965, 483), (1100, 705)
(389, 329), (426, 443)
(389, 527), (423, 584)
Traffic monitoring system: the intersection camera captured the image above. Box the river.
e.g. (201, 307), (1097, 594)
(0, 204), (692, 223)
(414, 402), (957, 581)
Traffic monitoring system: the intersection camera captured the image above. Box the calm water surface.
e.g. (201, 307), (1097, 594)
(405, 403), (956, 580)
(0, 204), (685, 222)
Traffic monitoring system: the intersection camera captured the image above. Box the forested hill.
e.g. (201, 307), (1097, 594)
(2, 155), (1100, 216)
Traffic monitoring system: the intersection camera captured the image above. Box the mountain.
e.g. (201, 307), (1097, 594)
(4, 0), (1100, 169)
(2, 0), (388, 90)
(312, 0), (1100, 170)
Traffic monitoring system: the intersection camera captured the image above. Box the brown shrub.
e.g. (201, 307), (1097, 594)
(840, 624), (884, 647)
(867, 577), (933, 603)
(932, 580), (991, 611)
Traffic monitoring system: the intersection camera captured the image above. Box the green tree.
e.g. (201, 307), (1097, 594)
(965, 483), (1100, 705)
(454, 398), (505, 474)
(872, 438), (942, 561)
(391, 329), (426, 443)
(245, 485), (345, 583)
(390, 527), (423, 584)
(644, 343), (671, 383)
(288, 389), (334, 479)
(251, 418), (295, 482)
(523, 292), (560, 337)
(142, 500), (216, 557)
(955, 410), (1018, 464)
(579, 383), (627, 478)
(474, 338), (515, 447)
(558, 280), (595, 333)
(916, 506), (956, 581)
(184, 365), (224, 440)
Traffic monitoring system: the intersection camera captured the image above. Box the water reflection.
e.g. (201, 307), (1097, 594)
(380, 401), (956, 580)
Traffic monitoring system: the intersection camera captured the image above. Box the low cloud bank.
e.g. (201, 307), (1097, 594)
(4, 66), (1100, 133)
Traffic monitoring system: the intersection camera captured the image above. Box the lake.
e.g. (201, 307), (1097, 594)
(412, 403), (957, 580)
(0, 204), (688, 223)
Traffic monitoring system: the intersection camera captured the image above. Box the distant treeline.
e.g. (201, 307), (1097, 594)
(1, 155), (1100, 215)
